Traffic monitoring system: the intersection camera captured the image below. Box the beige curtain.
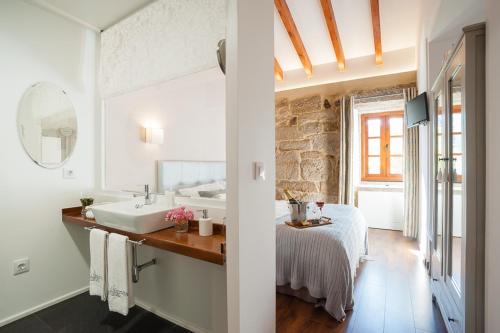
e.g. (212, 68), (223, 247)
(403, 87), (419, 238)
(338, 96), (354, 205)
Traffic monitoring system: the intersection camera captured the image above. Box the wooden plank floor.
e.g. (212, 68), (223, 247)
(276, 228), (447, 333)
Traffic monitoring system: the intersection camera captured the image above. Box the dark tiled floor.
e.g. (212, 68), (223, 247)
(0, 293), (191, 333)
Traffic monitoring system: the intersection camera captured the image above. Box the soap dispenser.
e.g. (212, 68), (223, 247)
(198, 209), (213, 237)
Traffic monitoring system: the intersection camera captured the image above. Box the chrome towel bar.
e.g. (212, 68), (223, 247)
(84, 226), (146, 245)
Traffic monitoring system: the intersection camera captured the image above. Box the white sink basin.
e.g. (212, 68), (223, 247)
(91, 200), (175, 234)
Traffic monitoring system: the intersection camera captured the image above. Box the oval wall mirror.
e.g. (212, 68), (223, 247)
(17, 82), (77, 168)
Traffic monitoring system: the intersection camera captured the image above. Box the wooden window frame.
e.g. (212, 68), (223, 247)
(361, 111), (404, 182)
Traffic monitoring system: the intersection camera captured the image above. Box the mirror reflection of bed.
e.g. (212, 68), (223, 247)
(157, 160), (227, 220)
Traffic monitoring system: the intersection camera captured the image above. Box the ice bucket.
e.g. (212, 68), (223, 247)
(288, 202), (308, 222)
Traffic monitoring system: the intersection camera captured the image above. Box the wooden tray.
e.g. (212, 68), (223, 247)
(285, 217), (333, 229)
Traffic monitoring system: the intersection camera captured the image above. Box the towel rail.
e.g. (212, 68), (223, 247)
(83, 226), (146, 245)
(84, 226), (156, 283)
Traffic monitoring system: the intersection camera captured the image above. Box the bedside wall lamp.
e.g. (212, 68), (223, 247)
(142, 127), (164, 144)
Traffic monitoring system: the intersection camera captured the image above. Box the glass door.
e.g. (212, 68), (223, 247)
(446, 62), (465, 309)
(432, 90), (445, 280)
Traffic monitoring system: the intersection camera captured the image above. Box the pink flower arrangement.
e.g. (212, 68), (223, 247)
(165, 206), (194, 223)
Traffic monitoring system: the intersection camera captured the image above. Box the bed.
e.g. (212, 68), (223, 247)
(275, 200), (368, 321)
(157, 161), (368, 321)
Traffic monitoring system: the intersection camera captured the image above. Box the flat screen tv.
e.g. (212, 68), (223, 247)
(405, 92), (429, 127)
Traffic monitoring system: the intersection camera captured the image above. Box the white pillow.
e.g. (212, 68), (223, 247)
(178, 181), (226, 197)
(275, 200), (290, 219)
(214, 193), (226, 201)
(177, 187), (200, 197)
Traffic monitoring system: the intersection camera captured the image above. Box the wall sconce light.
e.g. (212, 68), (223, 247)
(142, 127), (164, 144)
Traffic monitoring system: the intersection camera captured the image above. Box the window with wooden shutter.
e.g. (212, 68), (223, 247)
(361, 111), (404, 181)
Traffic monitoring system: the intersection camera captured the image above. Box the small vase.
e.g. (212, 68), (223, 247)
(175, 219), (189, 233)
(80, 197), (94, 216)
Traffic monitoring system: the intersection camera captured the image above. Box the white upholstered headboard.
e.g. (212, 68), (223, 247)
(156, 160), (226, 194)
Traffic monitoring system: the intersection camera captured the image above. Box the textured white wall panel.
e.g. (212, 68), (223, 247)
(100, 0), (226, 98)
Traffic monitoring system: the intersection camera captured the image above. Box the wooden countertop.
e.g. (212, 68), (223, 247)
(62, 207), (226, 265)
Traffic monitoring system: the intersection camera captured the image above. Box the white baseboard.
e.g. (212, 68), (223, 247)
(0, 286), (89, 328)
(1, 288), (213, 333)
(134, 298), (208, 333)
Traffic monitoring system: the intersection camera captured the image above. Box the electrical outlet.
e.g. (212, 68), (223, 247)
(62, 168), (76, 179)
(13, 258), (30, 275)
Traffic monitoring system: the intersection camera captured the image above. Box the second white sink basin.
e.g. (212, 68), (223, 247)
(91, 200), (175, 234)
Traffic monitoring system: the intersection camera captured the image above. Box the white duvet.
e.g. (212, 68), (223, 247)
(275, 201), (368, 321)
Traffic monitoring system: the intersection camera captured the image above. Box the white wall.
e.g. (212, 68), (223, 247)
(485, 0), (500, 331)
(100, 0), (226, 98)
(134, 246), (227, 333)
(358, 189), (404, 230)
(226, 0), (276, 332)
(415, 0), (485, 254)
(426, 0), (485, 42)
(427, 38), (456, 88)
(0, 1), (98, 325)
(418, 123), (430, 251)
(416, 3), (432, 253)
(418, 0), (486, 87)
(104, 68), (225, 192)
(416, 27), (428, 93)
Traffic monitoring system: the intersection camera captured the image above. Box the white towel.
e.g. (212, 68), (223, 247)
(89, 229), (108, 301)
(107, 233), (134, 315)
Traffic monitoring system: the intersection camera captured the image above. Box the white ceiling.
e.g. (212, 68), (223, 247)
(31, 0), (156, 30)
(31, 0), (421, 89)
(275, 0), (422, 71)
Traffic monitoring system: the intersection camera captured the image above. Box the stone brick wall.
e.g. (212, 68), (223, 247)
(275, 95), (341, 203)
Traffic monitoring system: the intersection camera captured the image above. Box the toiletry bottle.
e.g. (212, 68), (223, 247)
(198, 209), (213, 237)
(165, 191), (175, 208)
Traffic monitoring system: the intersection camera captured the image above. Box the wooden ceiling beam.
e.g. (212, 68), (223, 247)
(275, 0), (313, 77)
(370, 0), (383, 65)
(274, 58), (284, 81)
(319, 0), (346, 71)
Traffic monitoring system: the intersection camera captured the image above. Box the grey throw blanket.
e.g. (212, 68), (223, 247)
(276, 202), (368, 321)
